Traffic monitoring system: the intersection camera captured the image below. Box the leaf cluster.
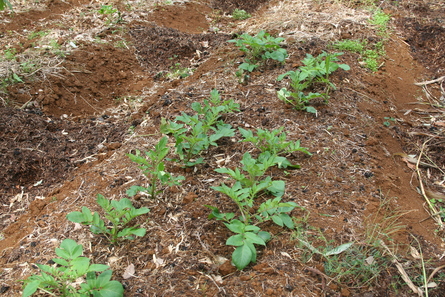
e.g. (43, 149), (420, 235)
(206, 151), (299, 269)
(22, 239), (123, 297)
(66, 194), (149, 244)
(229, 30), (288, 81)
(231, 9), (251, 20)
(127, 136), (185, 199)
(160, 89), (239, 166)
(239, 126), (312, 162)
(277, 51), (350, 113)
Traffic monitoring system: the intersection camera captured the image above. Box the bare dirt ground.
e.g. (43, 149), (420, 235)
(0, 0), (445, 296)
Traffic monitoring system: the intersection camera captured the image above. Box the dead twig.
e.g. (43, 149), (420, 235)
(414, 76), (445, 86)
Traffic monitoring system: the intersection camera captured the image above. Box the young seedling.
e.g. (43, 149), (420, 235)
(22, 239), (123, 297)
(232, 9), (251, 20)
(206, 151), (299, 269)
(67, 194), (149, 244)
(98, 4), (123, 25)
(239, 126), (312, 163)
(127, 136), (185, 199)
(160, 89), (239, 166)
(277, 52), (349, 113)
(229, 30), (288, 81)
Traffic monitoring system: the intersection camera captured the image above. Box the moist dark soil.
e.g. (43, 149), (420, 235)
(0, 0), (444, 296)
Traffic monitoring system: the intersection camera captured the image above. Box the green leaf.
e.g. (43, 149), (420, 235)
(225, 220), (245, 234)
(305, 106), (317, 114)
(52, 258), (69, 267)
(279, 213), (294, 229)
(95, 270), (112, 287)
(87, 264), (110, 273)
(22, 280), (40, 297)
(96, 194), (110, 211)
(272, 214), (284, 227)
(71, 257), (90, 276)
(66, 210), (89, 224)
(244, 232), (266, 246)
(244, 225), (260, 233)
(226, 234), (244, 246)
(267, 180), (285, 198)
(56, 239), (83, 260)
(93, 281), (124, 297)
(126, 185), (149, 197)
(324, 242), (354, 256)
(257, 231), (271, 243)
(232, 244), (253, 270)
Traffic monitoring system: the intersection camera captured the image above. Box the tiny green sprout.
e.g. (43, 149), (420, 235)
(232, 9), (251, 20)
(383, 117), (395, 127)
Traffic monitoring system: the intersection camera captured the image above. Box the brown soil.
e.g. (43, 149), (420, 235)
(0, 0), (445, 296)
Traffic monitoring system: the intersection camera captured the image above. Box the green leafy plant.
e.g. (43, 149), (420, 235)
(160, 89), (239, 166)
(22, 239), (123, 297)
(206, 151), (299, 269)
(277, 52), (350, 113)
(165, 63), (193, 80)
(0, 0), (13, 11)
(232, 9), (251, 20)
(3, 48), (17, 61)
(67, 194), (149, 244)
(229, 30), (287, 81)
(369, 9), (391, 37)
(239, 126), (312, 160)
(333, 39), (384, 71)
(127, 136), (185, 199)
(98, 5), (123, 25)
(383, 116), (395, 127)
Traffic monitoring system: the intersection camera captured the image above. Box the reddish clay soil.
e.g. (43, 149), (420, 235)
(0, 0), (445, 296)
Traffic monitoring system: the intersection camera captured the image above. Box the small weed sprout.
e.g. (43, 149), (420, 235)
(98, 5), (123, 25)
(127, 136), (185, 199)
(206, 151), (300, 269)
(232, 9), (251, 20)
(67, 194), (149, 244)
(22, 239), (123, 297)
(369, 9), (391, 37)
(165, 63), (193, 80)
(332, 9), (390, 71)
(161, 89), (239, 167)
(277, 52), (349, 113)
(333, 39), (384, 71)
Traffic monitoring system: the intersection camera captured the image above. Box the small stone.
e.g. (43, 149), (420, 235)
(218, 260), (237, 276)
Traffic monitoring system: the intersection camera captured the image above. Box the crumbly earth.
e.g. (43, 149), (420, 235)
(0, 0), (445, 296)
